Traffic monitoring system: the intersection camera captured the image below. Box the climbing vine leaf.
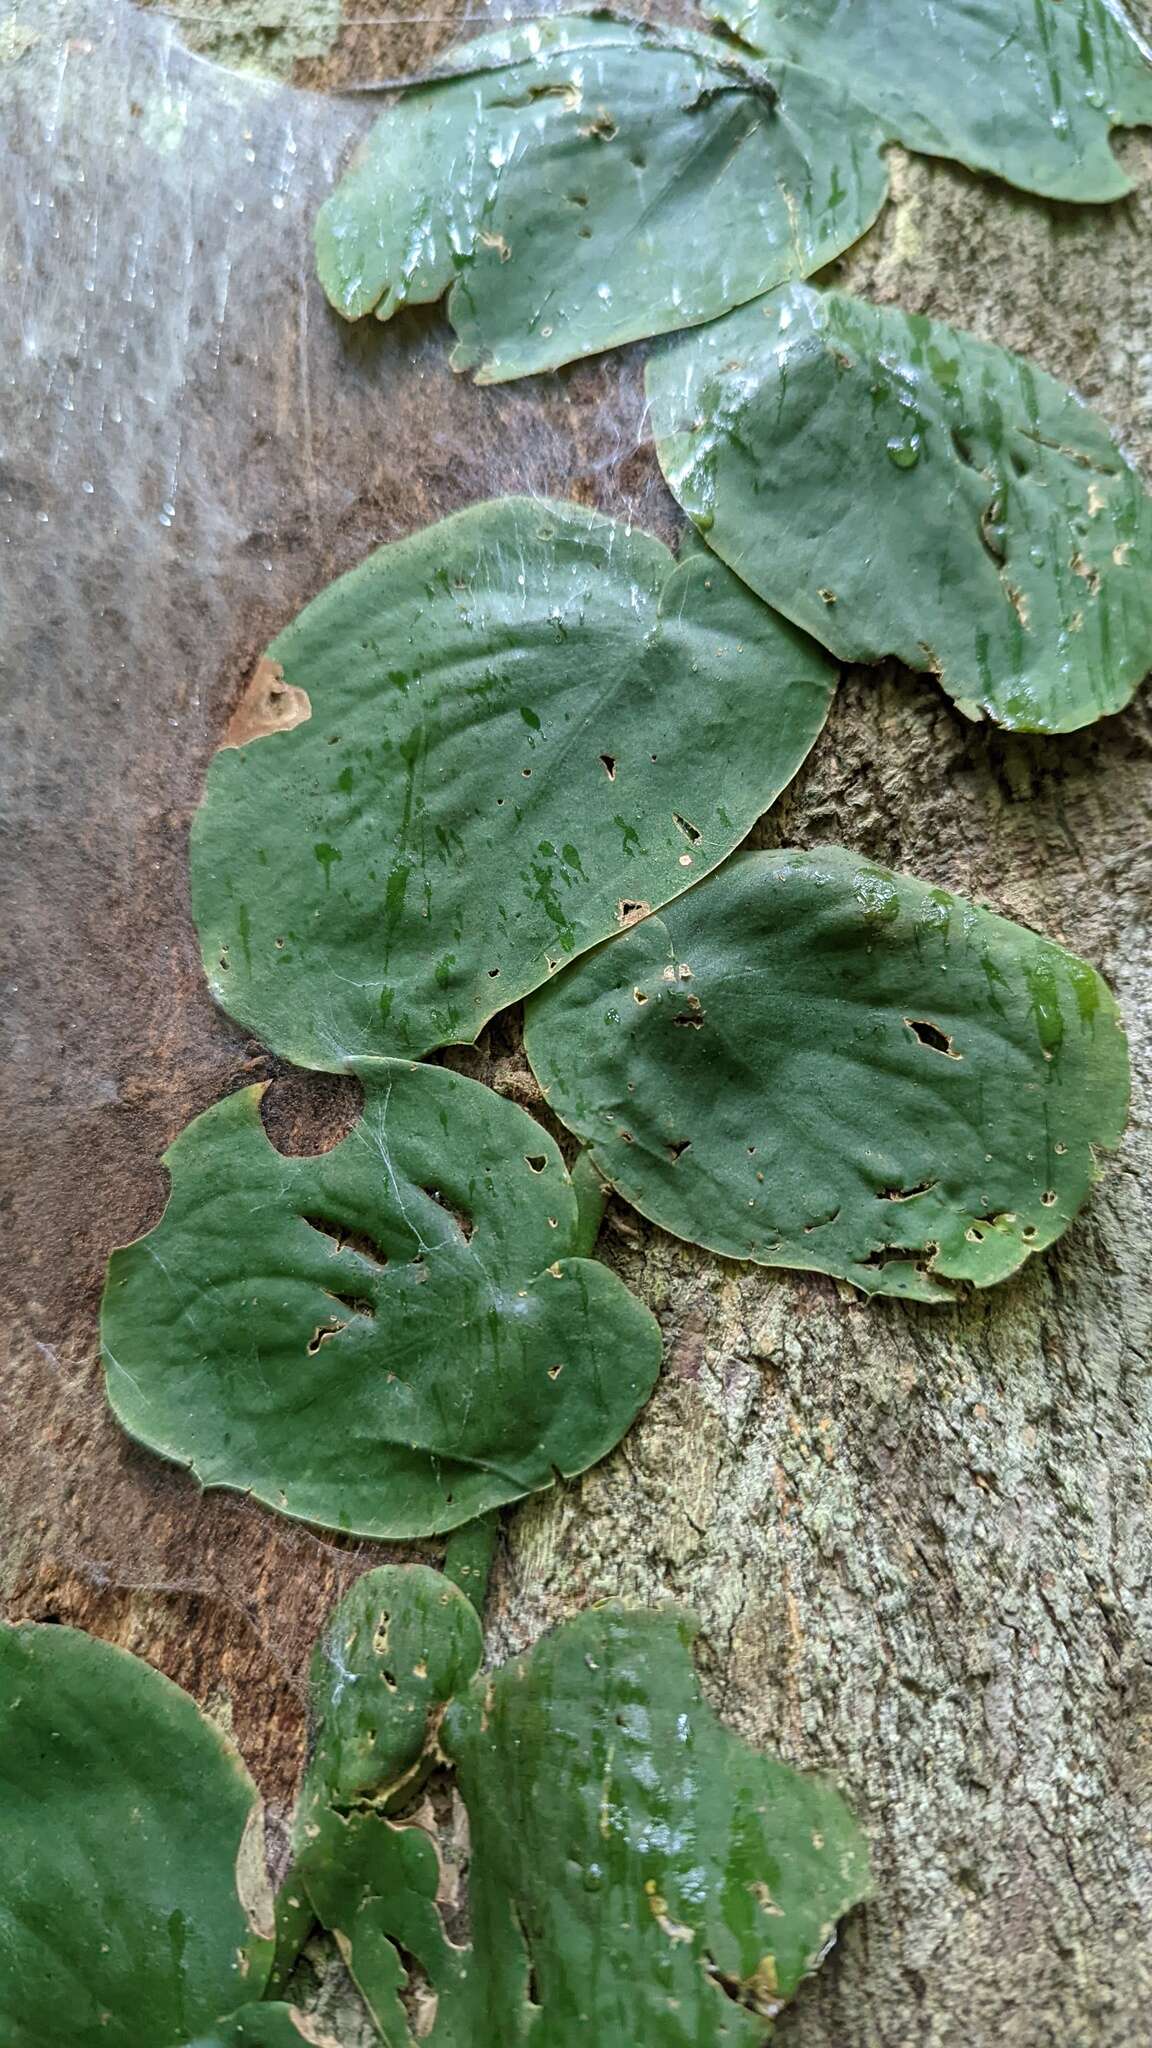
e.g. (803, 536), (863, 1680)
(293, 1565), (869, 2044)
(181, 2012), (338, 2047)
(102, 1060), (661, 1537)
(647, 285), (1152, 733)
(523, 846), (1130, 1301)
(191, 496), (837, 1068)
(0, 1622), (274, 2048)
(713, 0), (1152, 199)
(316, 12), (888, 380)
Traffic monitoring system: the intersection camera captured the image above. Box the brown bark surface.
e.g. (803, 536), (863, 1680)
(2, 4), (1150, 2043)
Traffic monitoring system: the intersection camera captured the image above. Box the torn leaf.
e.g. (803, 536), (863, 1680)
(191, 496), (836, 1068)
(294, 1567), (869, 2043)
(647, 285), (1152, 732)
(714, 0), (1152, 201)
(523, 845), (1130, 1301)
(101, 1060), (661, 1537)
(315, 12), (888, 380)
(0, 1622), (272, 2048)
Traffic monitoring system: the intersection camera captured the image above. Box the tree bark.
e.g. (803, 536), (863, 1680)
(2, 4), (1149, 2044)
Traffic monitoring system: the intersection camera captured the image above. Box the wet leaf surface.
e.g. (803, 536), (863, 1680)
(316, 12), (888, 380)
(714, 0), (1152, 199)
(0, 1622), (272, 2048)
(294, 1565), (868, 2044)
(191, 496), (837, 1067)
(647, 284), (1152, 733)
(523, 845), (1130, 1301)
(101, 1061), (661, 1537)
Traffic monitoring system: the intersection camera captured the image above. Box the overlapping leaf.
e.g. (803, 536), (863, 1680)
(523, 846), (1130, 1301)
(714, 0), (1152, 200)
(293, 1565), (869, 2044)
(0, 1622), (273, 2048)
(647, 285), (1152, 732)
(101, 1060), (660, 1537)
(190, 497), (837, 1068)
(315, 12), (888, 380)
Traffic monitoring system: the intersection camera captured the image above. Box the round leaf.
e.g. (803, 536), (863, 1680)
(523, 846), (1130, 1301)
(316, 14), (889, 381)
(101, 1060), (661, 1536)
(0, 1622), (271, 2048)
(647, 285), (1152, 732)
(190, 496), (836, 1068)
(715, 0), (1152, 201)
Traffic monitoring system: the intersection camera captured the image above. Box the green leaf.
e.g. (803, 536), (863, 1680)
(296, 1567), (869, 2044)
(647, 284), (1152, 733)
(523, 845), (1130, 1302)
(315, 13), (888, 381)
(190, 497), (836, 1070)
(101, 1060), (661, 1537)
(181, 2011), (339, 2047)
(714, 0), (1152, 199)
(0, 1622), (272, 2048)
(292, 1566), (486, 2046)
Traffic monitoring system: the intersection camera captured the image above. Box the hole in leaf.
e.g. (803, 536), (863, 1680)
(667, 1138), (691, 1162)
(672, 996), (705, 1028)
(617, 899), (651, 927)
(1041, 1189), (1058, 1206)
(860, 1241), (939, 1271)
(488, 966), (500, 977)
(673, 813), (702, 845)
(525, 1155), (548, 1174)
(262, 1070), (364, 1156)
(633, 989), (648, 1005)
(422, 1189), (475, 1240)
(879, 1179), (936, 1202)
(302, 1216), (390, 1267)
(600, 753), (616, 779)
(307, 1317), (347, 1355)
(904, 1018), (961, 1059)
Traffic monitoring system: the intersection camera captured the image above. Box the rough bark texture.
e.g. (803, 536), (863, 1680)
(2, 4), (1150, 2044)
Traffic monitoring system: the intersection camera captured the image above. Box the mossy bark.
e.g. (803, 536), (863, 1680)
(1, 3), (1149, 2044)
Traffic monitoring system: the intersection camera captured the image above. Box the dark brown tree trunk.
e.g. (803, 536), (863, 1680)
(3, 4), (1149, 2043)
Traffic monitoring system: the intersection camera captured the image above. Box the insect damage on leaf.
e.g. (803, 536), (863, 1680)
(100, 1059), (661, 1538)
(647, 284), (1152, 733)
(190, 496), (836, 1069)
(291, 1565), (869, 2045)
(522, 845), (1130, 1301)
(315, 12), (889, 381)
(713, 0), (1152, 202)
(0, 1622), (274, 2048)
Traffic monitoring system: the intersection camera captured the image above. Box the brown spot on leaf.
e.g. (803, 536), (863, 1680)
(617, 899), (651, 927)
(222, 655), (311, 747)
